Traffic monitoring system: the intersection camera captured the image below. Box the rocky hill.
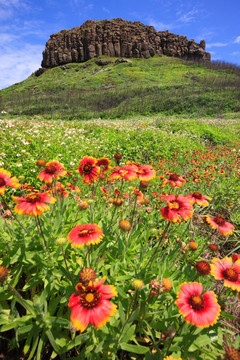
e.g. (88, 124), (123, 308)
(41, 18), (210, 68)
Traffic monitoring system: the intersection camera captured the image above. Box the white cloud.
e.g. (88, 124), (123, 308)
(0, 44), (43, 89)
(148, 18), (174, 31)
(231, 51), (240, 56)
(102, 7), (110, 14)
(207, 42), (229, 49)
(234, 36), (240, 44)
(177, 9), (199, 24)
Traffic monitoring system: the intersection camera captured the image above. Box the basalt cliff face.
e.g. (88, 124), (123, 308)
(41, 18), (210, 68)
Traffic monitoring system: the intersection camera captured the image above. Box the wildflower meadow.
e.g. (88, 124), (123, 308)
(0, 116), (239, 360)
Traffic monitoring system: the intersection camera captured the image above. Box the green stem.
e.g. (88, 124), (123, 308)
(8, 284), (35, 316)
(36, 216), (52, 261)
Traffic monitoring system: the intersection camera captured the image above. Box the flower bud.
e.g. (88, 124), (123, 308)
(0, 266), (8, 283)
(208, 243), (219, 252)
(112, 198), (124, 206)
(36, 159), (46, 167)
(189, 239), (198, 250)
(161, 278), (172, 292)
(132, 279), (144, 289)
(79, 267), (97, 286)
(119, 220), (131, 231)
(149, 279), (161, 291)
(78, 200), (89, 210)
(225, 347), (240, 360)
(56, 237), (67, 245)
(195, 261), (211, 275)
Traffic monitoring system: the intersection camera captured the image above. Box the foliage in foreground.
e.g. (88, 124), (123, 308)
(0, 115), (240, 359)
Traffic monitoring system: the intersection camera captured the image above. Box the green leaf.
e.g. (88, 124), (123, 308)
(221, 311), (235, 319)
(121, 324), (136, 344)
(120, 343), (149, 354)
(118, 302), (126, 325)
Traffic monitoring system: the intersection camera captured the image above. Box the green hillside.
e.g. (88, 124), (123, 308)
(1, 55), (240, 119)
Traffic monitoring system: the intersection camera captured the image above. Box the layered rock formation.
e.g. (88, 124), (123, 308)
(41, 18), (210, 68)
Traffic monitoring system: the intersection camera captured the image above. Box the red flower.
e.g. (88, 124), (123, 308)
(96, 157), (111, 173)
(175, 282), (220, 328)
(164, 173), (186, 188)
(69, 277), (117, 332)
(195, 261), (211, 275)
(232, 254), (240, 263)
(68, 223), (104, 248)
(38, 161), (66, 184)
(204, 215), (235, 236)
(0, 168), (19, 195)
(52, 182), (69, 199)
(161, 195), (193, 223)
(136, 165), (156, 181)
(211, 257), (240, 292)
(186, 191), (211, 207)
(78, 156), (100, 184)
(13, 192), (56, 216)
(110, 166), (136, 181)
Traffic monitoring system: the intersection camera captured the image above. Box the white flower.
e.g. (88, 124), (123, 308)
(16, 163), (22, 167)
(0, 161), (4, 166)
(70, 162), (75, 166)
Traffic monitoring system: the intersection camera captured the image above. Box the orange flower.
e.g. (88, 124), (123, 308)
(78, 156), (100, 184)
(96, 157), (111, 173)
(211, 257), (240, 292)
(204, 215), (235, 236)
(175, 282), (220, 328)
(164, 173), (185, 188)
(136, 165), (156, 181)
(186, 191), (211, 206)
(161, 195), (193, 223)
(0, 168), (19, 195)
(38, 161), (66, 184)
(110, 166), (136, 181)
(13, 192), (56, 216)
(69, 277), (117, 332)
(68, 223), (104, 248)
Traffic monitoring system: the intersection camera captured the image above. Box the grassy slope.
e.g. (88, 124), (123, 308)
(1, 55), (240, 118)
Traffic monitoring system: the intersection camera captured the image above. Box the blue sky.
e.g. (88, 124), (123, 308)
(0, 0), (240, 89)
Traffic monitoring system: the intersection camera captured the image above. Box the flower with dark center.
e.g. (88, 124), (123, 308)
(136, 165), (156, 181)
(161, 195), (193, 223)
(164, 173), (186, 188)
(0, 168), (19, 195)
(96, 157), (111, 173)
(13, 192), (56, 216)
(186, 191), (211, 206)
(69, 277), (117, 332)
(204, 215), (235, 236)
(68, 223), (104, 248)
(38, 161), (66, 184)
(110, 166), (136, 181)
(78, 156), (100, 184)
(211, 257), (240, 291)
(175, 282), (220, 327)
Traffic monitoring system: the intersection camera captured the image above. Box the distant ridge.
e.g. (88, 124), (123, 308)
(41, 18), (210, 68)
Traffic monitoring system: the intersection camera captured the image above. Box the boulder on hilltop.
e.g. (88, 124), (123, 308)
(41, 18), (210, 68)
